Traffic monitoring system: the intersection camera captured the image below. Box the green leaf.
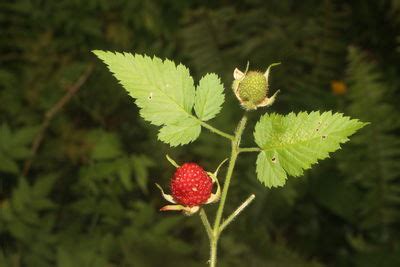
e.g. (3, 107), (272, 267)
(93, 50), (202, 146)
(0, 152), (19, 174)
(115, 157), (133, 190)
(12, 126), (40, 146)
(57, 248), (76, 267)
(256, 150), (287, 187)
(254, 111), (367, 187)
(194, 73), (225, 121)
(32, 174), (57, 197)
(157, 117), (201, 146)
(7, 146), (31, 159)
(0, 124), (12, 149)
(87, 130), (122, 160)
(11, 178), (31, 214)
(0, 124), (39, 167)
(131, 155), (154, 194)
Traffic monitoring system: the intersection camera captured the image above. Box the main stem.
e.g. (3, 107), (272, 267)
(209, 114), (247, 267)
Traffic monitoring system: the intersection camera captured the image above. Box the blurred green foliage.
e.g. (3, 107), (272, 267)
(1, 0), (399, 266)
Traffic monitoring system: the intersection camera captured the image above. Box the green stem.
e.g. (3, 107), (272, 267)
(239, 147), (261, 153)
(208, 114), (248, 267)
(200, 121), (234, 140)
(212, 146), (239, 230)
(210, 234), (218, 267)
(219, 194), (255, 233)
(199, 208), (212, 240)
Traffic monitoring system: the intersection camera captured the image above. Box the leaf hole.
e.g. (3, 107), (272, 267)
(271, 157), (276, 163)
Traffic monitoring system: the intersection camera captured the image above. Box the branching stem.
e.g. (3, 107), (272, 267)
(199, 113), (255, 267)
(212, 115), (247, 231)
(220, 194), (255, 233)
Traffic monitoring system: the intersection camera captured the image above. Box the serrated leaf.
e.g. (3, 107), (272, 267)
(158, 117), (201, 147)
(93, 50), (202, 146)
(131, 155), (154, 194)
(256, 150), (287, 187)
(194, 73), (225, 121)
(254, 111), (367, 187)
(116, 158), (133, 190)
(11, 178), (31, 214)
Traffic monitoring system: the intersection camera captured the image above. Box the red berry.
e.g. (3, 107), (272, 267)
(170, 163), (213, 207)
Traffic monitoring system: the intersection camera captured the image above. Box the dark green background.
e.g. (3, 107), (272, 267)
(1, 0), (400, 266)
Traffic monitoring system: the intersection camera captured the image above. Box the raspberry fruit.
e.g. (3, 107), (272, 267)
(171, 163), (213, 207)
(157, 158), (222, 215)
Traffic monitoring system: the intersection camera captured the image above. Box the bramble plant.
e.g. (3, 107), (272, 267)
(93, 51), (367, 267)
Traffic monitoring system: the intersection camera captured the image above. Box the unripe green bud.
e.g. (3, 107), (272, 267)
(232, 63), (280, 110)
(237, 71), (268, 109)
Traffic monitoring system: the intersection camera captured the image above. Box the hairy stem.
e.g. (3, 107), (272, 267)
(220, 194), (255, 233)
(210, 236), (218, 267)
(199, 208), (213, 240)
(208, 114), (248, 267)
